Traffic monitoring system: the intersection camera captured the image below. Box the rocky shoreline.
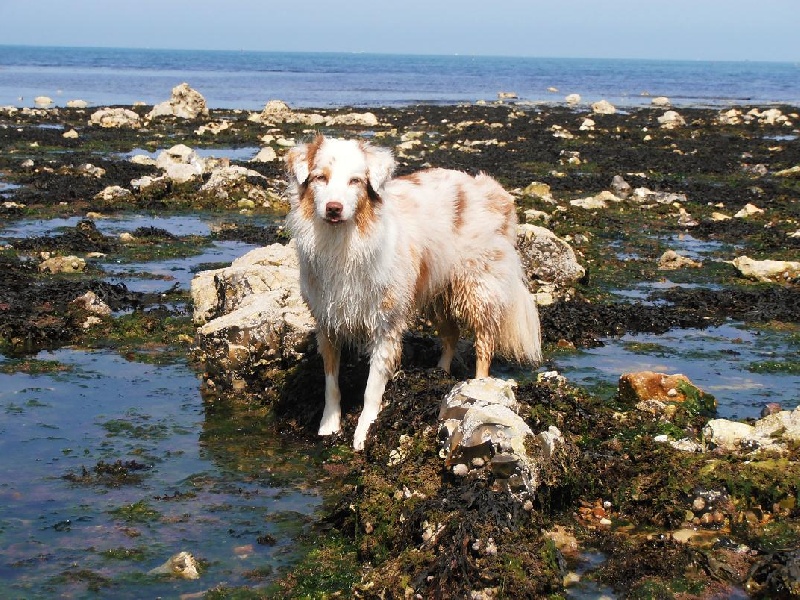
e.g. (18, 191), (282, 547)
(1, 85), (800, 598)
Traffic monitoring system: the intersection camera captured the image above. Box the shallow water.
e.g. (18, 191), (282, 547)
(0, 348), (320, 598)
(555, 323), (800, 420)
(123, 146), (262, 162)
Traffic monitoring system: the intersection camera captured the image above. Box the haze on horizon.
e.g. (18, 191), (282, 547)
(0, 0), (797, 63)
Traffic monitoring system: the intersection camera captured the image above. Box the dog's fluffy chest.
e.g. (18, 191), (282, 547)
(297, 221), (405, 339)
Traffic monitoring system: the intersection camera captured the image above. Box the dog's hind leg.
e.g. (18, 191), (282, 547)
(317, 331), (342, 436)
(353, 330), (403, 451)
(436, 315), (459, 373)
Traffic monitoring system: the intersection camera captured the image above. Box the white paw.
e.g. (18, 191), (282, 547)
(352, 428), (367, 451)
(317, 413), (341, 436)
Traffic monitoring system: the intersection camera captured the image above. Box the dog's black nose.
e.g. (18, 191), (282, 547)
(325, 202), (343, 219)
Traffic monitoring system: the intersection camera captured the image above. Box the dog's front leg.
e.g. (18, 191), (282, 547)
(353, 332), (402, 451)
(317, 330), (342, 436)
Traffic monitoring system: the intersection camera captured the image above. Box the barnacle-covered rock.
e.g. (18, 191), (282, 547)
(438, 378), (567, 500)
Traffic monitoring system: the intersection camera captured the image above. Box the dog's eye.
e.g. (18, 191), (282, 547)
(348, 177), (364, 186)
(310, 173), (328, 183)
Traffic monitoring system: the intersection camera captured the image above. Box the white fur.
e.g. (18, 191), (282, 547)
(286, 136), (541, 450)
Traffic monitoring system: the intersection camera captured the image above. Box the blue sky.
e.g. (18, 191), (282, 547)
(1, 0), (797, 62)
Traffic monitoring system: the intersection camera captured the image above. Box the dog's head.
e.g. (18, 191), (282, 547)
(286, 136), (395, 225)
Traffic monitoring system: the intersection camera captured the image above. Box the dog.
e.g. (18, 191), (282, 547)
(286, 135), (541, 450)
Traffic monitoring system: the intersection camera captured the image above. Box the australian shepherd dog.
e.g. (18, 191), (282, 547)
(286, 135), (541, 450)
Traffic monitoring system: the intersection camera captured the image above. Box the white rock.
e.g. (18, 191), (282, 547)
(591, 100), (616, 115)
(651, 96), (671, 107)
(565, 93), (581, 106)
(579, 118), (595, 131)
(192, 241), (316, 387)
(251, 147), (278, 163)
(94, 185), (133, 202)
(66, 99), (89, 109)
(34, 96), (53, 108)
(89, 107), (142, 128)
(39, 255), (86, 274)
(516, 224), (586, 295)
(147, 82), (208, 120)
(658, 110), (685, 129)
(62, 129), (79, 139)
(731, 255), (800, 283)
(325, 112), (379, 127)
(733, 203), (764, 218)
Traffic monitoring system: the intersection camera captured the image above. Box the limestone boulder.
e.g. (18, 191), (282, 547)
(591, 100), (616, 115)
(38, 255), (86, 274)
(438, 378), (570, 500)
(658, 110), (685, 129)
(731, 255), (800, 283)
(516, 224), (585, 304)
(89, 107), (142, 128)
(704, 407), (800, 453)
(658, 250), (702, 270)
(147, 82), (208, 120)
(192, 241), (315, 389)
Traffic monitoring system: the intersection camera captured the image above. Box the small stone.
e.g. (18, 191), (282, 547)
(452, 463), (469, 476)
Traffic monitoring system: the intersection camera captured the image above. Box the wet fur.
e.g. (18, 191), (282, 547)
(286, 135), (541, 450)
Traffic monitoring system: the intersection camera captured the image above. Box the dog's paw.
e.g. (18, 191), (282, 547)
(352, 430), (367, 452)
(318, 414), (341, 437)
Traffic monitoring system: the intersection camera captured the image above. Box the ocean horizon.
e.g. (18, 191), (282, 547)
(1, 44), (799, 110)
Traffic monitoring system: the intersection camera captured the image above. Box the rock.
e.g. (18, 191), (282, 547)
(523, 209), (551, 224)
(34, 96), (53, 108)
(657, 110), (685, 129)
(658, 250), (702, 270)
(130, 154), (157, 166)
(775, 165), (800, 178)
(148, 551), (200, 579)
(610, 175), (632, 199)
(199, 165), (266, 199)
(651, 96), (671, 107)
(89, 107), (142, 128)
(38, 255), (86, 274)
(591, 99), (616, 115)
(78, 163), (105, 178)
(251, 147), (278, 163)
(497, 91), (518, 100)
(619, 371), (715, 411)
(94, 185), (133, 203)
(71, 291), (112, 317)
(325, 112), (379, 127)
(257, 99), (325, 126)
(521, 181), (555, 203)
(516, 224), (585, 300)
(704, 407), (800, 453)
(733, 203), (764, 217)
(565, 93), (581, 106)
(631, 187), (687, 205)
(155, 144), (205, 182)
(710, 211), (732, 221)
(731, 255), (800, 283)
(579, 118), (595, 131)
(62, 129), (79, 139)
(718, 108), (742, 125)
(192, 241), (316, 388)
(147, 82), (208, 120)
(195, 121), (230, 135)
(570, 194), (608, 209)
(438, 378), (569, 500)
(66, 99), (89, 109)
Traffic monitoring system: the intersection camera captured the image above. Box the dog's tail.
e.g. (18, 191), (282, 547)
(497, 276), (542, 365)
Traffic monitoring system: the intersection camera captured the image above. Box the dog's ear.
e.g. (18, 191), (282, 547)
(285, 143), (311, 186)
(364, 144), (395, 192)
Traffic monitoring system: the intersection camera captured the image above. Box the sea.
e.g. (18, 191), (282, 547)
(0, 44), (799, 110)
